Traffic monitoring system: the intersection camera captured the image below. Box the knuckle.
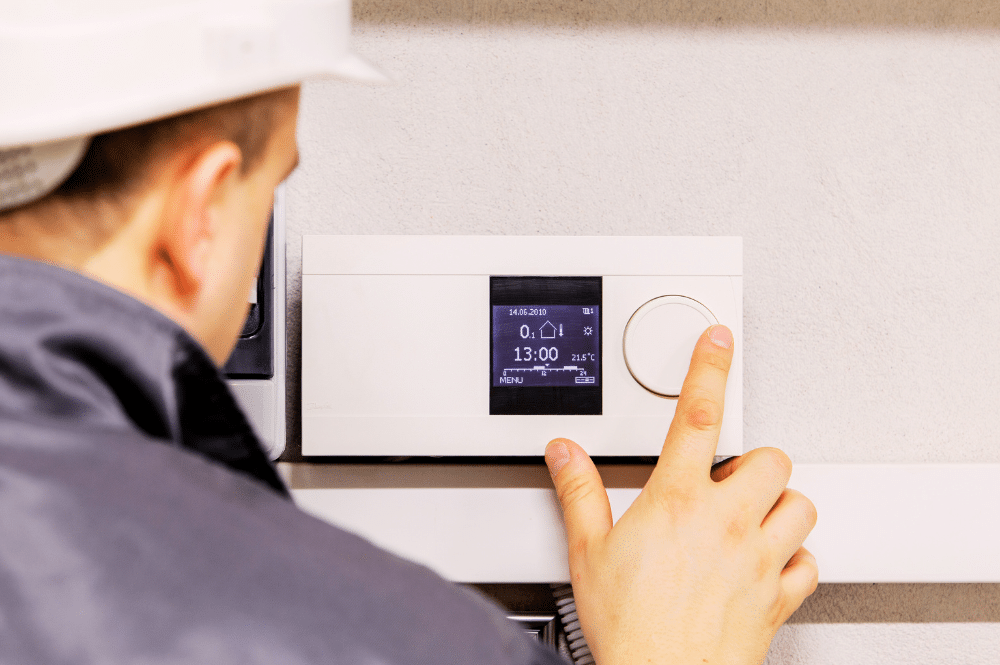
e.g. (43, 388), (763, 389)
(759, 447), (793, 480)
(699, 348), (732, 374)
(755, 546), (773, 582)
(800, 494), (819, 528)
(649, 482), (699, 519)
(723, 500), (756, 544)
(782, 489), (818, 528)
(567, 533), (591, 564)
(807, 562), (820, 595)
(679, 395), (723, 432)
(556, 473), (596, 512)
(726, 514), (749, 543)
(788, 549), (820, 597)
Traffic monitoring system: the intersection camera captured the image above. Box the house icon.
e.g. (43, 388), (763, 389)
(539, 321), (557, 339)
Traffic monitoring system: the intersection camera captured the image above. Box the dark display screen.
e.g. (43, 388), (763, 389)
(489, 275), (602, 416)
(492, 305), (600, 387)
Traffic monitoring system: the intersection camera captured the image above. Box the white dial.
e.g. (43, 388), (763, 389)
(622, 295), (719, 398)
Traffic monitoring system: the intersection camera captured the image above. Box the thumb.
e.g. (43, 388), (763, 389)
(545, 439), (613, 562)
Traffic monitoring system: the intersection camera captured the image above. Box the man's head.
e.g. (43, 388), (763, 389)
(1, 0), (386, 366)
(0, 86), (301, 365)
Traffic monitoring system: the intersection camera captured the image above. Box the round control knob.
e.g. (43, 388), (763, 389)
(623, 295), (719, 398)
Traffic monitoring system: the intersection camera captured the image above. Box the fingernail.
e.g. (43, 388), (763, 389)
(709, 325), (733, 349)
(545, 441), (570, 476)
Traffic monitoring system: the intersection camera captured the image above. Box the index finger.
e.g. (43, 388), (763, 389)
(650, 325), (734, 485)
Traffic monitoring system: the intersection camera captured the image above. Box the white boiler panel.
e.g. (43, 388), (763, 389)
(301, 236), (742, 457)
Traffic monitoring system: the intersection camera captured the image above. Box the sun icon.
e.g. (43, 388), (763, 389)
(583, 326), (593, 336)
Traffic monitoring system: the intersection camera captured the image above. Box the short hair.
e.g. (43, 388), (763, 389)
(1, 86), (297, 242)
(58, 86), (297, 200)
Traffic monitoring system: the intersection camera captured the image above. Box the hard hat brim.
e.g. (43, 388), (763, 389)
(0, 1), (391, 148)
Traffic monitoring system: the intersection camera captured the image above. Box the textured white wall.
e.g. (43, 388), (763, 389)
(283, 19), (1000, 665)
(288, 26), (1000, 464)
(767, 623), (1000, 664)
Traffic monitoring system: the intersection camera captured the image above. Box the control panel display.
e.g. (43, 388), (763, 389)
(491, 305), (600, 387)
(489, 276), (602, 415)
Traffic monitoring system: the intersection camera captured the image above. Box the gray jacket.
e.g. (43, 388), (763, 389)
(0, 255), (565, 665)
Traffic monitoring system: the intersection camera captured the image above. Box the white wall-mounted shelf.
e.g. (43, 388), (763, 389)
(290, 463), (1000, 584)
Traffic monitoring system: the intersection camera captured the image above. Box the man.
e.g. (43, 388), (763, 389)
(0, 2), (818, 663)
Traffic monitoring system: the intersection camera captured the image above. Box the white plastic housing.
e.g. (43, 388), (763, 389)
(291, 464), (1000, 583)
(301, 236), (742, 457)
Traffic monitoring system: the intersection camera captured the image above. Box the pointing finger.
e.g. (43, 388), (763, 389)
(651, 325), (734, 487)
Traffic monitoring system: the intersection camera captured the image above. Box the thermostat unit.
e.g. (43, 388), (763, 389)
(301, 236), (742, 457)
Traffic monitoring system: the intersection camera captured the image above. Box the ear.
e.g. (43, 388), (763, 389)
(157, 141), (243, 301)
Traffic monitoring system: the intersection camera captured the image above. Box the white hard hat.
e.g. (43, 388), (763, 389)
(0, 0), (386, 212)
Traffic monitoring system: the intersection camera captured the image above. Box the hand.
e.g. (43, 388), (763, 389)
(545, 325), (818, 665)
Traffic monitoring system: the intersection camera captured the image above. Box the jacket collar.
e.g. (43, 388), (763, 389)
(0, 254), (288, 497)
